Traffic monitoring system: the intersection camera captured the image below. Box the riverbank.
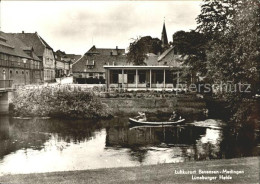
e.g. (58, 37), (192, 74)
(0, 157), (259, 184)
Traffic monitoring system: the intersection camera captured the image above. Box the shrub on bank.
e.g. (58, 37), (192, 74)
(11, 87), (111, 119)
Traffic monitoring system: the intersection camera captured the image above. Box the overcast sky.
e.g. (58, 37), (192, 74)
(1, 1), (202, 55)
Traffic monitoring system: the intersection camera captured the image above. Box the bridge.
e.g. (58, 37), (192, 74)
(0, 80), (13, 91)
(0, 80), (14, 114)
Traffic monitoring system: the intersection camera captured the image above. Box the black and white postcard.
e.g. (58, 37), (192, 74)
(0, 0), (259, 183)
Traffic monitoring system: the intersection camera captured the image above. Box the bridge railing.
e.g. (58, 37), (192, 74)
(0, 80), (13, 89)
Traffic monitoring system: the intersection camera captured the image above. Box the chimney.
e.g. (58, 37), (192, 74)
(116, 46), (119, 55)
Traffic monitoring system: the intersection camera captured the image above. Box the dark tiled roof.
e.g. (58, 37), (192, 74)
(66, 54), (82, 63)
(0, 32), (36, 60)
(158, 47), (174, 61)
(144, 55), (159, 66)
(72, 55), (127, 73)
(86, 45), (125, 56)
(11, 32), (53, 57)
(55, 50), (82, 64)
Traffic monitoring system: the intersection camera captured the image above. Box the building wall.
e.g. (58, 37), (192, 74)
(56, 60), (65, 70)
(0, 67), (31, 85)
(160, 51), (182, 67)
(0, 53), (43, 85)
(55, 60), (71, 77)
(73, 72), (105, 79)
(64, 63), (70, 74)
(73, 72), (105, 84)
(43, 48), (55, 81)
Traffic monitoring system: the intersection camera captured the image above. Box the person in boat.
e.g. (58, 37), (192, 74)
(135, 112), (147, 122)
(169, 111), (180, 121)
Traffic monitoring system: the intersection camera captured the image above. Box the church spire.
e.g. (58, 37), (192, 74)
(161, 18), (168, 48)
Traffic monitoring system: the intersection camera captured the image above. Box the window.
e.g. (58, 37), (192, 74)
(10, 70), (13, 78)
(26, 71), (29, 75)
(4, 54), (8, 61)
(165, 70), (173, 83)
(153, 70), (163, 83)
(138, 70), (146, 83)
(110, 70), (120, 83)
(16, 71), (18, 74)
(0, 54), (4, 60)
(126, 70), (135, 84)
(22, 71), (24, 74)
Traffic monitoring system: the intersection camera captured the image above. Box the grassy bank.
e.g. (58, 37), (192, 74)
(0, 157), (259, 184)
(11, 87), (111, 119)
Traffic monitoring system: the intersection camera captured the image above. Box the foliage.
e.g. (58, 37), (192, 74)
(172, 30), (208, 76)
(196, 0), (260, 123)
(196, 0), (242, 36)
(12, 87), (111, 119)
(127, 36), (163, 65)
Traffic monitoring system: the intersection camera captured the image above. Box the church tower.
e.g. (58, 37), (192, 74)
(161, 20), (168, 48)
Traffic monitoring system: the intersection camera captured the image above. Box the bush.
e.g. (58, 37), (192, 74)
(12, 87), (111, 119)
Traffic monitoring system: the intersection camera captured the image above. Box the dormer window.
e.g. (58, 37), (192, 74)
(86, 59), (95, 69)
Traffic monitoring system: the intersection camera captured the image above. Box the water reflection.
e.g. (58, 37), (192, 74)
(0, 116), (259, 175)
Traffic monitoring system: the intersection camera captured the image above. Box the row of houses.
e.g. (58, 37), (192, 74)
(72, 22), (195, 90)
(1, 22), (195, 90)
(0, 31), (81, 86)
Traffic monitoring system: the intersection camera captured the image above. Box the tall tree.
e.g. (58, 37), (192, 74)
(127, 36), (163, 65)
(172, 30), (208, 76)
(196, 0), (260, 123)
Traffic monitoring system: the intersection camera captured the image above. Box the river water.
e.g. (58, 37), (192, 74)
(0, 115), (259, 175)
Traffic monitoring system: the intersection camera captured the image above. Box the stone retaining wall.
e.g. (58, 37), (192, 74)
(101, 95), (206, 115)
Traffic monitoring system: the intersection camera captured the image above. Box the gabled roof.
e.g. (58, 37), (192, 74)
(55, 50), (82, 64)
(157, 47), (174, 61)
(11, 32), (53, 57)
(0, 32), (38, 60)
(144, 55), (159, 65)
(85, 45), (125, 56)
(73, 55), (127, 73)
(66, 54), (82, 63)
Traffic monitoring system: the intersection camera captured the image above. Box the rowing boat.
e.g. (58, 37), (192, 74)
(129, 118), (185, 126)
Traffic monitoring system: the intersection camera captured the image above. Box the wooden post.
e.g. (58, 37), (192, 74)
(122, 69), (124, 89)
(163, 69), (166, 89)
(106, 69), (110, 91)
(176, 71), (180, 95)
(150, 69), (152, 89)
(136, 69), (138, 88)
